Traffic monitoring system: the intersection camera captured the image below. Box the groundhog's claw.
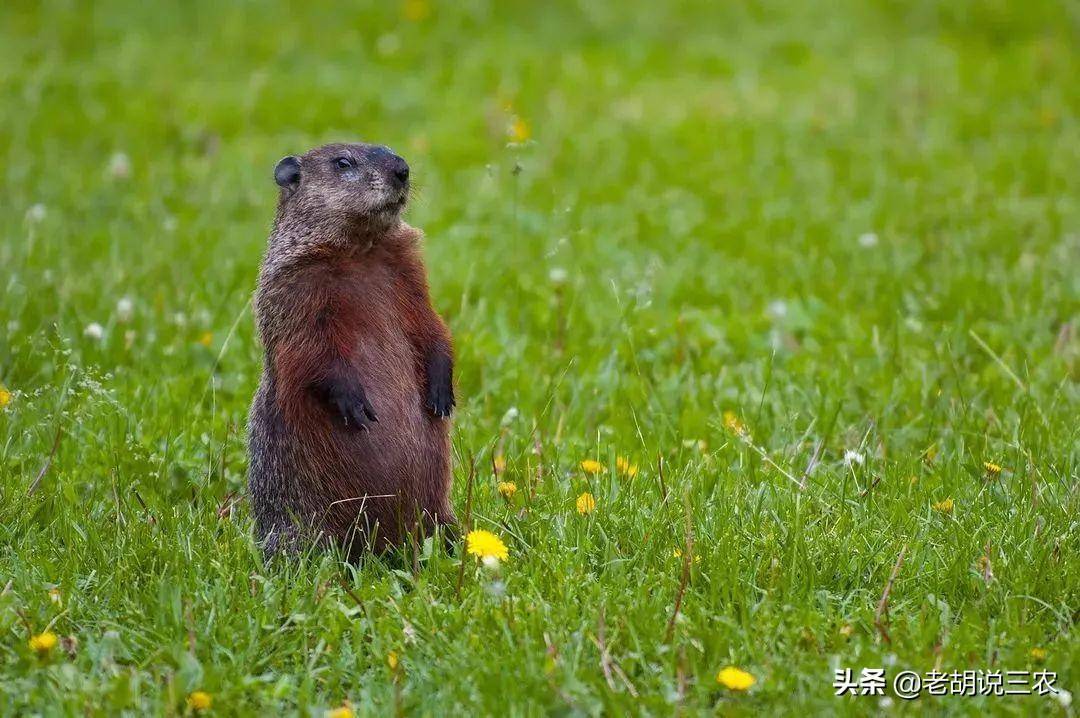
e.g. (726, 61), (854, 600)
(339, 397), (378, 429)
(427, 382), (455, 418)
(325, 383), (378, 430)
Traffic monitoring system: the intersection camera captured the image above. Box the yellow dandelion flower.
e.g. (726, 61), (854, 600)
(387, 651), (399, 670)
(402, 0), (430, 22)
(465, 529), (508, 561)
(497, 481), (517, 500)
(576, 492), (597, 515)
(579, 459), (604, 475)
(616, 456), (638, 478)
(197, 331), (213, 347)
(0, 386), (11, 408)
(327, 704), (355, 718)
(508, 116), (530, 143)
(186, 691), (212, 711)
(29, 631), (58, 655)
(838, 624), (854, 638)
(1030, 647), (1047, 662)
(717, 666), (756, 691)
(983, 461), (1002, 476)
(932, 498), (954, 514)
(722, 411), (747, 437)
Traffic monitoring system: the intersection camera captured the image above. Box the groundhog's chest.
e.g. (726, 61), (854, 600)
(324, 270), (419, 417)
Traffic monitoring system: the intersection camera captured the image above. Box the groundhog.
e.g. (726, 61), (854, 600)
(247, 142), (456, 559)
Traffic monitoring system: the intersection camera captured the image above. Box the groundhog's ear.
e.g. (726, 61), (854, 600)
(274, 156), (301, 188)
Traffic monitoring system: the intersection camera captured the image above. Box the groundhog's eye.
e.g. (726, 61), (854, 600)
(333, 157), (354, 171)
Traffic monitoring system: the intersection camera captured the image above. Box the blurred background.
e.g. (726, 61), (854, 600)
(3, 0), (1077, 434)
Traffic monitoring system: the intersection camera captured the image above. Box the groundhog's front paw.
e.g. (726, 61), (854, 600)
(424, 351), (455, 419)
(426, 380), (455, 419)
(331, 386), (379, 430)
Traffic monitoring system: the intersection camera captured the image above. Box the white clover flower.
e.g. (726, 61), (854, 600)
(84, 323), (104, 341)
(548, 267), (568, 284)
(116, 296), (134, 322)
(500, 406), (520, 426)
(26, 203), (47, 223)
(767, 300), (788, 320)
(107, 152), (131, 180)
(858, 232), (879, 248)
(843, 450), (865, 467)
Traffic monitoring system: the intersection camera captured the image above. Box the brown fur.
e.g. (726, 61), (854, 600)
(248, 143), (455, 559)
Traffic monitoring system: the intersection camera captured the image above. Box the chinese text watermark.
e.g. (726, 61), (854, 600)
(833, 668), (1063, 700)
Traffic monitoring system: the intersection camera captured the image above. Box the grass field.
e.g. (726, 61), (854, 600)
(1, 0), (1078, 715)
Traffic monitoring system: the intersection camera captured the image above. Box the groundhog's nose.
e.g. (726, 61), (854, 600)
(391, 157), (409, 187)
(373, 146), (409, 190)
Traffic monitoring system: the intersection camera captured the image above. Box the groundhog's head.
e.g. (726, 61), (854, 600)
(273, 142), (410, 235)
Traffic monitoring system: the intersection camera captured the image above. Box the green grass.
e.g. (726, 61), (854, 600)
(1, 0), (1078, 714)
